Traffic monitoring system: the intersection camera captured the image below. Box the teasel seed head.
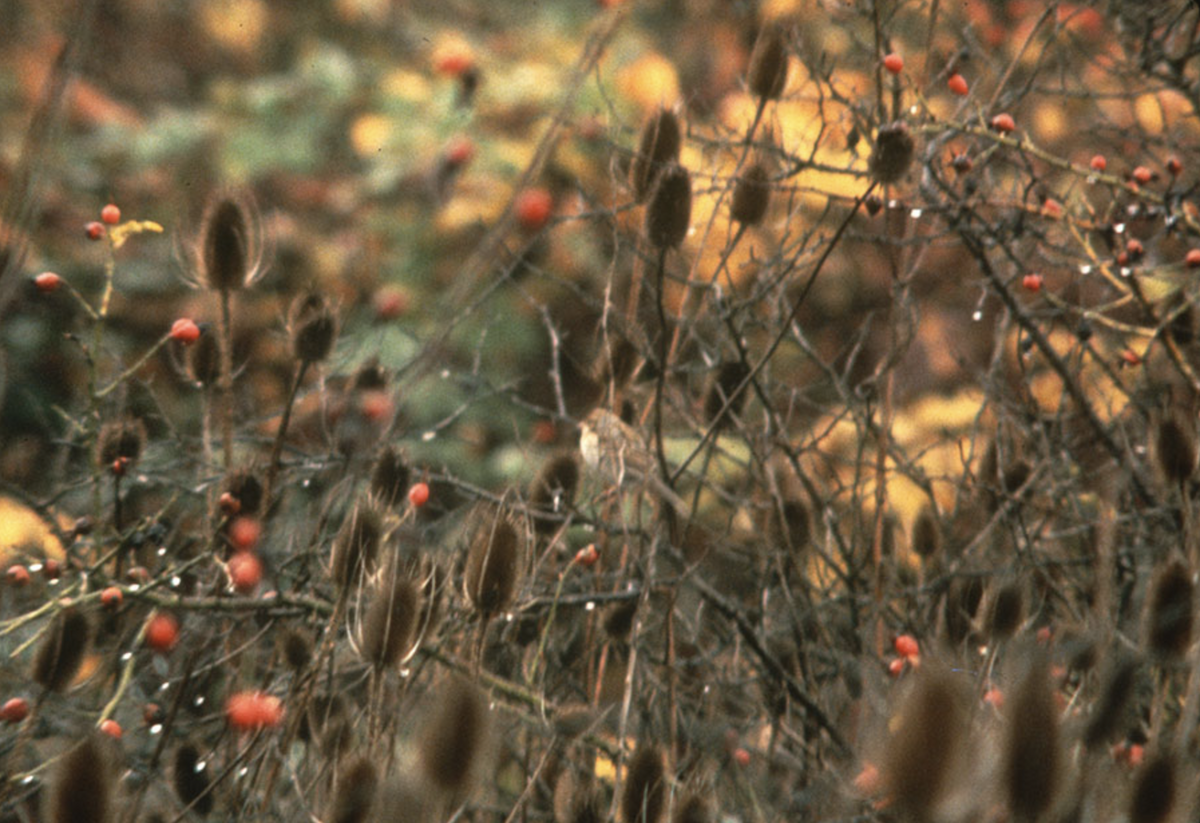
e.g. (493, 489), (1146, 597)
(593, 332), (638, 391)
(703, 362), (750, 430)
(554, 769), (604, 823)
(420, 675), (488, 794)
(359, 571), (421, 669)
(869, 121), (915, 183)
(1146, 557), (1193, 660)
(330, 499), (384, 591)
(622, 744), (666, 823)
(1083, 655), (1139, 749)
(463, 503), (525, 616)
(186, 326), (221, 386)
(223, 468), (264, 517)
(172, 741), (213, 816)
(645, 164), (692, 250)
(672, 793), (714, 823)
(730, 162), (771, 226)
(911, 505), (941, 560)
(630, 108), (682, 203)
(987, 579), (1025, 642)
(1154, 413), (1197, 485)
(1129, 753), (1175, 823)
(882, 664), (967, 822)
(328, 758), (379, 823)
(604, 599), (638, 639)
(194, 189), (266, 292)
(552, 703), (596, 738)
(529, 451), (580, 534)
(98, 417), (147, 467)
(33, 606), (90, 692)
(47, 734), (112, 823)
(941, 576), (984, 647)
(370, 446), (411, 508)
(747, 24), (789, 101)
(289, 292), (338, 364)
(281, 628), (313, 671)
(1003, 650), (1060, 823)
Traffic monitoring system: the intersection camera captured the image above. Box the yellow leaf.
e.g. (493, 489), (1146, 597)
(109, 220), (164, 250)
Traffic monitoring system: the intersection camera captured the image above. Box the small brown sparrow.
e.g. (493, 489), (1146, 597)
(578, 408), (689, 516)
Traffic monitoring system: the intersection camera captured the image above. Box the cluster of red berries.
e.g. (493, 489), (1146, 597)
(887, 634), (920, 676)
(225, 690), (284, 731)
(227, 517), (264, 594)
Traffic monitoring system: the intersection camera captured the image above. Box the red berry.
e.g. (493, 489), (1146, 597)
(990, 113), (1016, 133)
(34, 272), (62, 293)
(126, 566), (150, 584)
(435, 51), (473, 77)
(1022, 273), (1044, 292)
(1116, 251), (1129, 266)
(887, 657), (906, 677)
(1125, 238), (1144, 259)
(359, 390), (392, 422)
(1132, 166), (1153, 184)
(101, 204), (121, 225)
(42, 558), (61, 580)
(373, 286), (409, 320)
(574, 544), (599, 567)
(894, 634), (919, 659)
(101, 586), (123, 608)
(947, 73), (969, 96)
(229, 517), (261, 552)
(6, 565), (29, 587)
(882, 53), (903, 75)
(226, 690), (284, 731)
(1089, 154), (1107, 172)
(408, 482), (430, 507)
(1041, 198), (1063, 219)
(515, 188), (553, 232)
(532, 419), (557, 444)
(143, 703), (165, 726)
(983, 688), (1005, 708)
(85, 221), (106, 241)
(733, 747), (751, 766)
(218, 492), (241, 516)
(111, 457), (129, 476)
(1121, 349), (1141, 366)
(169, 318), (201, 345)
(445, 135), (476, 167)
(145, 613), (180, 653)
(228, 552), (262, 594)
(0, 697), (29, 724)
(1187, 249), (1200, 268)
(99, 718), (122, 739)
(1167, 155), (1183, 176)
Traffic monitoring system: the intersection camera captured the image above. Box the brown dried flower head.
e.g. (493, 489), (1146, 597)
(730, 162), (771, 226)
(631, 108), (682, 203)
(747, 24), (789, 100)
(645, 164), (692, 250)
(189, 189), (267, 292)
(289, 292), (338, 364)
(870, 121), (915, 183)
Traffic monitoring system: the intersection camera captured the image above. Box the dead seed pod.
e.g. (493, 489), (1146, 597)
(703, 362), (750, 430)
(330, 499), (384, 592)
(1145, 557), (1193, 661)
(911, 505), (941, 560)
(359, 571), (421, 669)
(1083, 655), (1139, 749)
(747, 24), (789, 101)
(47, 734), (113, 823)
(672, 793), (714, 823)
(289, 292), (338, 364)
(941, 575), (984, 647)
(33, 606), (90, 693)
(869, 121), (915, 183)
(645, 164), (692, 251)
(730, 162), (771, 226)
(97, 417), (147, 468)
(1153, 412), (1198, 485)
(463, 503), (525, 617)
(986, 579), (1025, 642)
(528, 451), (580, 534)
(621, 744), (666, 823)
(222, 468), (264, 517)
(370, 446), (410, 508)
(419, 675), (488, 795)
(185, 327), (221, 386)
(1129, 753), (1175, 823)
(189, 189), (267, 292)
(630, 108), (682, 203)
(555, 769), (605, 823)
(882, 664), (967, 822)
(1003, 651), (1060, 823)
(552, 703), (596, 739)
(593, 332), (638, 391)
(280, 628), (313, 671)
(172, 741), (214, 816)
(327, 758), (379, 823)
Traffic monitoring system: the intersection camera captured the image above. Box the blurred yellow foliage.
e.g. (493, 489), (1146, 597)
(350, 113), (393, 157)
(0, 497), (64, 563)
(198, 0), (267, 54)
(617, 53), (681, 114)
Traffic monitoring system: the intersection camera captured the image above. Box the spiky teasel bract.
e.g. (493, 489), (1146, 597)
(359, 567), (421, 669)
(222, 467), (264, 517)
(528, 450), (580, 534)
(330, 497), (385, 592)
(554, 768), (605, 823)
(747, 24), (788, 101)
(621, 744), (666, 823)
(630, 108), (682, 203)
(645, 164), (692, 251)
(986, 579), (1025, 642)
(184, 189), (267, 292)
(370, 445), (410, 508)
(33, 606), (90, 693)
(869, 121), (915, 183)
(1003, 649), (1060, 823)
(47, 734), (113, 823)
(97, 417), (147, 467)
(327, 758), (379, 823)
(463, 502), (525, 617)
(911, 505), (941, 560)
(419, 675), (488, 795)
(1145, 557), (1193, 661)
(172, 741), (214, 816)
